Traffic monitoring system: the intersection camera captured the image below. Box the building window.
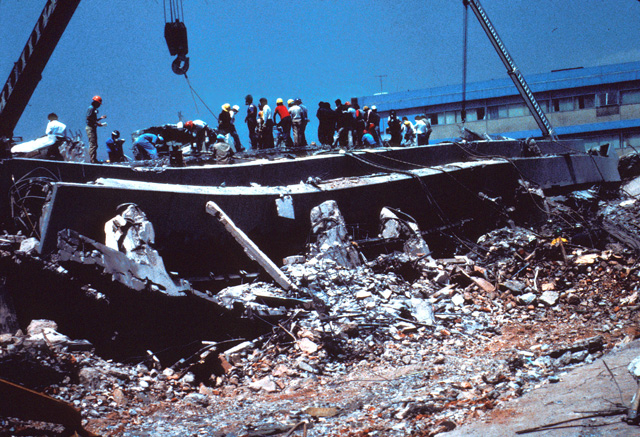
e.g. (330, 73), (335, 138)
(445, 111), (456, 125)
(463, 107), (485, 122)
(429, 114), (439, 126)
(621, 89), (640, 105)
(437, 113), (445, 125)
(508, 103), (526, 117)
(552, 97), (574, 112)
(623, 133), (640, 149)
(576, 94), (595, 109)
(488, 106), (499, 120)
(538, 100), (549, 113)
(597, 92), (618, 107)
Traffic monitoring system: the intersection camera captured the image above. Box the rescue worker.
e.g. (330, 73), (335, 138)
(297, 98), (309, 146)
(333, 99), (345, 148)
(218, 103), (233, 137)
(273, 98), (293, 148)
(228, 104), (244, 152)
(259, 97), (274, 149)
(362, 129), (377, 147)
(245, 94), (259, 150)
(45, 112), (69, 160)
(401, 119), (416, 147)
(105, 130), (126, 163)
(212, 134), (232, 164)
(86, 95), (107, 163)
(316, 101), (335, 146)
(288, 99), (305, 147)
(414, 115), (431, 146)
(368, 106), (381, 146)
(386, 110), (402, 146)
(184, 119), (214, 153)
(132, 133), (163, 160)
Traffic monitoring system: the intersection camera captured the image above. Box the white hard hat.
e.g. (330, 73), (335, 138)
(371, 105), (377, 111)
(232, 105), (240, 112)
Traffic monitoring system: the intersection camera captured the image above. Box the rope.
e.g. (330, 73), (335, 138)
(183, 73), (219, 122)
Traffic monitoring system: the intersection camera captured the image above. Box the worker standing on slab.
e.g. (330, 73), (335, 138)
(298, 98), (309, 146)
(386, 110), (402, 146)
(316, 101), (335, 146)
(273, 98), (293, 148)
(85, 95), (106, 163)
(245, 95), (258, 150)
(288, 99), (305, 147)
(368, 106), (381, 146)
(228, 105), (244, 152)
(401, 119), (416, 147)
(414, 115), (431, 146)
(218, 103), (233, 138)
(259, 98), (274, 149)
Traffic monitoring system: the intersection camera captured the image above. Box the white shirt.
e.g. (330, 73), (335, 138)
(414, 119), (428, 134)
(193, 119), (207, 129)
(46, 120), (70, 138)
(262, 105), (272, 122)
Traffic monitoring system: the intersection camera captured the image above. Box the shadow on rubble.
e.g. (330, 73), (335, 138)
(0, 253), (273, 366)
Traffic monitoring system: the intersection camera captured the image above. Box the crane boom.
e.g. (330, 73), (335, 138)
(0, 0), (81, 139)
(464, 0), (558, 140)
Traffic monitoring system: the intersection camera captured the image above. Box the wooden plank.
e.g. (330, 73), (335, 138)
(205, 201), (297, 291)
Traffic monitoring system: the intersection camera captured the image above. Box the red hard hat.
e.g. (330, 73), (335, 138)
(185, 120), (194, 129)
(92, 95), (102, 104)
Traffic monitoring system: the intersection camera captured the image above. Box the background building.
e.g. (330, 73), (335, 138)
(358, 62), (640, 154)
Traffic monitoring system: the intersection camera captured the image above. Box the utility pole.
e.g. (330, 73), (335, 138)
(374, 75), (387, 93)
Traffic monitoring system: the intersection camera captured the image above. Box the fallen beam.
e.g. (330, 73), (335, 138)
(0, 378), (98, 436)
(206, 201), (298, 291)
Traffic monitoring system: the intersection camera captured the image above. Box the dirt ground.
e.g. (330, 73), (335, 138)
(451, 339), (640, 436)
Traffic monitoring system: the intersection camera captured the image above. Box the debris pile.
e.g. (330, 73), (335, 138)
(1, 188), (640, 435)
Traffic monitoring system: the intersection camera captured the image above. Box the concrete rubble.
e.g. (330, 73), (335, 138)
(1, 173), (640, 435)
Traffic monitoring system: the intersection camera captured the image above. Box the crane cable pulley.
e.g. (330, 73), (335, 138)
(163, 0), (189, 75)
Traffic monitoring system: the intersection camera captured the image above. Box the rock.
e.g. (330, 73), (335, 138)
(628, 356), (640, 381)
(249, 376), (277, 393)
(503, 280), (526, 295)
(297, 338), (319, 354)
(26, 319), (58, 336)
(517, 292), (537, 306)
(570, 350), (589, 363)
(355, 290), (372, 299)
(79, 367), (103, 390)
(434, 270), (450, 286)
(539, 291), (559, 307)
(452, 294), (465, 306)
(113, 388), (127, 406)
(410, 298), (435, 325)
(297, 360), (318, 374)
(184, 393), (209, 406)
(17, 237), (39, 254)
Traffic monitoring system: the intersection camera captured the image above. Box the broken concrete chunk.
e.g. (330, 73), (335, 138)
(517, 292), (537, 306)
(308, 200), (362, 268)
(297, 338), (319, 354)
(410, 298), (435, 325)
(539, 291), (559, 307)
(451, 294), (465, 306)
(503, 280), (526, 295)
(628, 356), (640, 382)
(379, 207), (431, 257)
(26, 319), (58, 336)
(17, 237), (39, 255)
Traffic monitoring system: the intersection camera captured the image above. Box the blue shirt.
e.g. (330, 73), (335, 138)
(133, 134), (159, 159)
(362, 132), (376, 147)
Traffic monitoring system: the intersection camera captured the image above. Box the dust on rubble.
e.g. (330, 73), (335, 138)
(1, 190), (640, 436)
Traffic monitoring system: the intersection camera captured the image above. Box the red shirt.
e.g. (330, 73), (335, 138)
(274, 104), (290, 121)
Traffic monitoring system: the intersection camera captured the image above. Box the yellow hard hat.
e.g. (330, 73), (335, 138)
(404, 120), (411, 125)
(222, 103), (231, 111)
(276, 98), (283, 104)
(287, 99), (294, 105)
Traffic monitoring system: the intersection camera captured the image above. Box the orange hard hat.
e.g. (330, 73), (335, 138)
(92, 95), (102, 104)
(185, 120), (194, 129)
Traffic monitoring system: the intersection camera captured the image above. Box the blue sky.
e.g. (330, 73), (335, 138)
(1, 0), (640, 159)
